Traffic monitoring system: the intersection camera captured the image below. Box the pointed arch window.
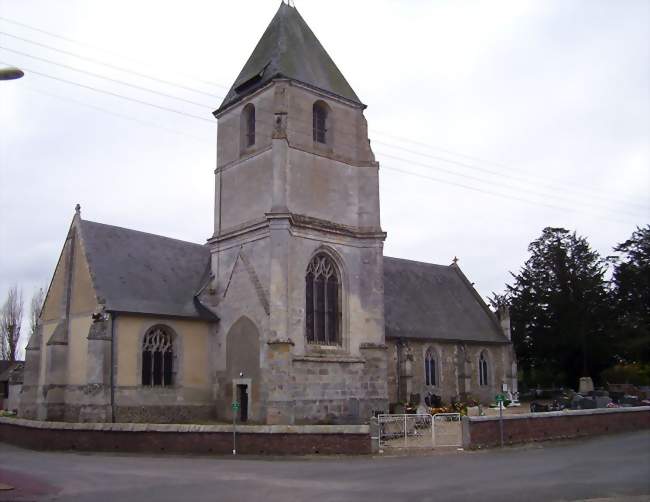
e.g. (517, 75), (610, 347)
(305, 254), (340, 345)
(479, 351), (489, 387)
(312, 101), (328, 144)
(425, 348), (437, 386)
(242, 103), (255, 148)
(142, 326), (173, 387)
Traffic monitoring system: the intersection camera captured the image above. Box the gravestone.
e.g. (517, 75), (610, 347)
(595, 396), (612, 408)
(579, 377), (594, 394)
(579, 397), (597, 409)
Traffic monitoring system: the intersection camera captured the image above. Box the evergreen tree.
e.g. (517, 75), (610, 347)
(495, 228), (610, 388)
(611, 225), (650, 364)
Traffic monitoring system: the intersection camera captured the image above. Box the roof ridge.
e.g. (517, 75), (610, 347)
(449, 264), (508, 341)
(384, 256), (451, 269)
(81, 219), (207, 249)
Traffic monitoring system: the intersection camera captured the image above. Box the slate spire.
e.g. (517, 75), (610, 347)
(215, 2), (362, 114)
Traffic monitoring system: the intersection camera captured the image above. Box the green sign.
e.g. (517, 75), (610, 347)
(232, 401), (240, 410)
(495, 394), (505, 403)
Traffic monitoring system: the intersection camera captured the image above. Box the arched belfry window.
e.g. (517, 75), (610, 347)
(142, 326), (173, 387)
(479, 351), (489, 387)
(305, 254), (340, 345)
(425, 348), (437, 386)
(312, 101), (328, 144)
(242, 103), (255, 148)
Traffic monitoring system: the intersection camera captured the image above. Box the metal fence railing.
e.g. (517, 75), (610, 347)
(377, 413), (433, 449)
(376, 413), (463, 449)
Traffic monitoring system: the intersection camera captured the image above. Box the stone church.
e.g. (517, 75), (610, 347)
(20, 3), (516, 425)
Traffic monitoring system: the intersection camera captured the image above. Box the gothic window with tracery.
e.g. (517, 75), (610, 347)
(305, 254), (340, 345)
(142, 326), (173, 387)
(312, 101), (328, 143)
(479, 351), (489, 386)
(425, 348), (437, 386)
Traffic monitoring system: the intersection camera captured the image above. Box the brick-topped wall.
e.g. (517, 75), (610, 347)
(0, 418), (370, 455)
(463, 407), (650, 449)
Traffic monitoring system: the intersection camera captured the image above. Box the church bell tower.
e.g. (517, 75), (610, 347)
(207, 2), (388, 424)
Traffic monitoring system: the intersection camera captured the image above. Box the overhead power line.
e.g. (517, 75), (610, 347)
(381, 165), (637, 226)
(2, 15), (643, 217)
(216, 104), (648, 215)
(0, 61), (216, 123)
(11, 76), (641, 225)
(8, 62), (641, 221)
(376, 150), (646, 219)
(0, 16), (230, 90)
(0, 46), (212, 108)
(0, 30), (225, 100)
(25, 85), (213, 143)
(371, 130), (649, 211)
(1, 21), (643, 221)
(373, 139), (648, 212)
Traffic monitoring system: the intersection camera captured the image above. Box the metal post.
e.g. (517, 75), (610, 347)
(499, 401), (504, 448)
(109, 312), (117, 423)
(404, 415), (407, 448)
(431, 414), (435, 448)
(232, 406), (237, 455)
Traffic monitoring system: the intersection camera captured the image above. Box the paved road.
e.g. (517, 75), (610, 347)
(0, 431), (648, 501)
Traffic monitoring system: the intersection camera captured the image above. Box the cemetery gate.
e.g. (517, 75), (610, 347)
(377, 413), (463, 449)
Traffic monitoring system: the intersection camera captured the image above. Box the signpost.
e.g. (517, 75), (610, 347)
(495, 393), (505, 448)
(232, 401), (240, 455)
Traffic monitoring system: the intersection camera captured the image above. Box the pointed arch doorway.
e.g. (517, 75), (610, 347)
(226, 316), (260, 423)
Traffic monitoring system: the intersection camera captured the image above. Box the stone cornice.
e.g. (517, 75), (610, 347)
(289, 213), (385, 240)
(209, 213), (386, 245)
(215, 145), (273, 174)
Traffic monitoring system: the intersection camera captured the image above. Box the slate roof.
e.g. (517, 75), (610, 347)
(79, 220), (216, 320)
(73, 219), (505, 337)
(383, 257), (509, 344)
(216, 2), (362, 114)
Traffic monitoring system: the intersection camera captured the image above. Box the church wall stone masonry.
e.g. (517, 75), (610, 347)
(19, 2), (516, 425)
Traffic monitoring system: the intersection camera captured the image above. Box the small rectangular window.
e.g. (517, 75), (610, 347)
(246, 109), (255, 146)
(242, 104), (256, 149)
(313, 103), (327, 143)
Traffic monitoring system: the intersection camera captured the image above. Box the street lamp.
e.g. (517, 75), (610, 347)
(0, 67), (24, 81)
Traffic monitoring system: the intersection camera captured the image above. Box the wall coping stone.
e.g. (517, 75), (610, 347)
(359, 343), (387, 350)
(293, 355), (365, 364)
(0, 417), (369, 434)
(467, 406), (650, 423)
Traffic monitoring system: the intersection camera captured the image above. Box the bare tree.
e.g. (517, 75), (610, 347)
(28, 288), (46, 342)
(0, 286), (24, 361)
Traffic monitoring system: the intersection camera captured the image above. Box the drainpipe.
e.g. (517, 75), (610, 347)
(396, 338), (403, 404)
(110, 312), (117, 423)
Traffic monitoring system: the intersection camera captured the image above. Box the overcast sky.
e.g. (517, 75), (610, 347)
(1, 0), (648, 354)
